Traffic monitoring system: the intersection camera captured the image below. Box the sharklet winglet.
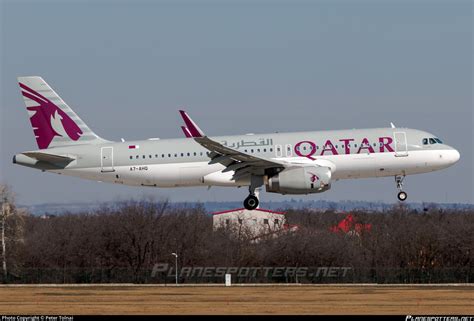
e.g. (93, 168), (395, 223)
(178, 110), (205, 138)
(181, 126), (192, 138)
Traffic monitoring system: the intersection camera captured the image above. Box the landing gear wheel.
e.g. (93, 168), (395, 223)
(244, 195), (259, 210)
(395, 175), (407, 202)
(397, 191), (407, 202)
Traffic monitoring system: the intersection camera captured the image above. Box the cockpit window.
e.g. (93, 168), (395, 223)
(423, 137), (443, 145)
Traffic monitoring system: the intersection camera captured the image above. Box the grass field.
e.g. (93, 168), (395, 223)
(0, 284), (472, 315)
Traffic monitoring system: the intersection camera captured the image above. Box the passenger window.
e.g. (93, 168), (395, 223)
(129, 156), (133, 160)
(181, 153), (184, 157)
(168, 154), (171, 157)
(142, 155), (145, 159)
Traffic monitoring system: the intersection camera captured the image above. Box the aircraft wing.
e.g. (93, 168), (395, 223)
(179, 110), (285, 180)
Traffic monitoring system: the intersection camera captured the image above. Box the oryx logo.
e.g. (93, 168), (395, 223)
(20, 82), (82, 149)
(308, 172), (319, 183)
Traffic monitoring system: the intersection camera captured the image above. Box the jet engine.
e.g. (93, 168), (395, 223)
(266, 166), (331, 195)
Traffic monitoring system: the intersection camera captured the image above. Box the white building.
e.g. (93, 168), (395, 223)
(212, 208), (297, 240)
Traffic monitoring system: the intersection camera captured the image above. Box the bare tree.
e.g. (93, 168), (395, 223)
(0, 184), (25, 282)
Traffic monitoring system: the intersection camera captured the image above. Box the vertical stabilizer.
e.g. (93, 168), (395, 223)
(17, 76), (109, 149)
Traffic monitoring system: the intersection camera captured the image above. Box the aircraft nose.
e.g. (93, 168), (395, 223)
(445, 148), (460, 165)
(451, 149), (460, 163)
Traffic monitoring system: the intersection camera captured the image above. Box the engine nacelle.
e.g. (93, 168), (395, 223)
(266, 166), (332, 195)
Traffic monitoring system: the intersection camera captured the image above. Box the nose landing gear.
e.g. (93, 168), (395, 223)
(395, 175), (407, 201)
(397, 191), (407, 201)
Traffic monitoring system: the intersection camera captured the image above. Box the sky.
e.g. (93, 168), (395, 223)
(0, 0), (472, 206)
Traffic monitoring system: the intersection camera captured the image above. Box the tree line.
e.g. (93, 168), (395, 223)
(1, 186), (472, 284)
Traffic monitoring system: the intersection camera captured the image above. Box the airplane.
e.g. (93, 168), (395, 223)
(13, 76), (460, 210)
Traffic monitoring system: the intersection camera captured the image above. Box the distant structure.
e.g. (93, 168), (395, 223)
(330, 213), (371, 236)
(212, 208), (298, 241)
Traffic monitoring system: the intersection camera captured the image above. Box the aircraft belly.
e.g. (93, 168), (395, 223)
(319, 154), (376, 179)
(118, 162), (221, 187)
(178, 163), (224, 186)
(59, 162), (226, 188)
(374, 150), (445, 177)
(316, 150), (441, 180)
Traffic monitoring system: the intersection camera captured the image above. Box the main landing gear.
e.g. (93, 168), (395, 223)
(243, 175), (263, 210)
(395, 175), (407, 201)
(244, 194), (259, 210)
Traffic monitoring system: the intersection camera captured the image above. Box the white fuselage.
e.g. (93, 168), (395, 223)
(49, 127), (460, 189)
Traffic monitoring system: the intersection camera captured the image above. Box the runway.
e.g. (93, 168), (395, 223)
(0, 284), (472, 314)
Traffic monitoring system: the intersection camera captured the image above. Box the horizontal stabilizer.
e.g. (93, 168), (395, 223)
(22, 152), (75, 163)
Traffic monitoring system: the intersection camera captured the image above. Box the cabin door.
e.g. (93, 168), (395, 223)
(101, 147), (115, 172)
(394, 132), (408, 157)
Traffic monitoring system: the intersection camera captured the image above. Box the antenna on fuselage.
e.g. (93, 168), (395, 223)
(390, 122), (396, 128)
